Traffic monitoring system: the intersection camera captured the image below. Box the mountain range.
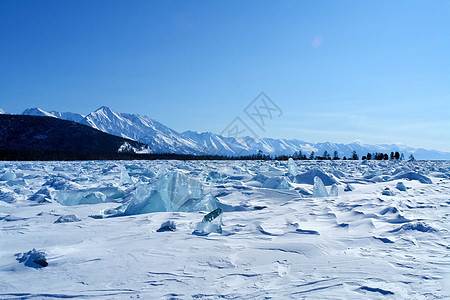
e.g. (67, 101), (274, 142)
(12, 106), (450, 160)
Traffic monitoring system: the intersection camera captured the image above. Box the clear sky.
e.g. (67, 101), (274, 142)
(1, 0), (449, 151)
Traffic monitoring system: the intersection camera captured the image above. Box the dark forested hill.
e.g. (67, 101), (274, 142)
(0, 115), (150, 160)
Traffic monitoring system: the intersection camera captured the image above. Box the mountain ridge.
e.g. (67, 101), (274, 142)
(22, 107), (85, 123)
(20, 106), (450, 160)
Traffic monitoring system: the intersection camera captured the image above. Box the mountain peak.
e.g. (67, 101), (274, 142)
(22, 108), (56, 118)
(91, 106), (121, 119)
(95, 106), (114, 112)
(0, 108), (4, 114)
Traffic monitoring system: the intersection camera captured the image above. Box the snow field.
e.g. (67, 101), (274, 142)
(0, 160), (449, 299)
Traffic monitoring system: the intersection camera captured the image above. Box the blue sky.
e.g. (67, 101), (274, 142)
(1, 1), (449, 151)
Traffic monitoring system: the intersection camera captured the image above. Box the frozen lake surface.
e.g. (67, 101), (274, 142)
(1, 160), (449, 299)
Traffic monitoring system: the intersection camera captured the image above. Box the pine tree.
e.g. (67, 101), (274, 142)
(256, 150), (263, 160)
(333, 151), (339, 160)
(299, 150), (306, 160)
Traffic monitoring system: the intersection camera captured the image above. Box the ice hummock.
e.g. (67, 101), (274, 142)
(0, 187), (16, 203)
(390, 222), (437, 233)
(120, 166), (134, 185)
(287, 158), (298, 176)
(192, 208), (223, 236)
(262, 176), (292, 189)
(54, 214), (81, 223)
(396, 182), (407, 191)
(15, 249), (48, 268)
(0, 171), (16, 181)
(157, 220), (177, 232)
(292, 168), (337, 186)
(122, 172), (218, 215)
(392, 172), (432, 184)
(6, 178), (27, 186)
(329, 184), (338, 196)
(312, 176), (329, 197)
(310, 177), (339, 197)
(54, 187), (125, 206)
(344, 183), (355, 192)
(55, 190), (105, 206)
(382, 187), (394, 196)
(29, 187), (52, 203)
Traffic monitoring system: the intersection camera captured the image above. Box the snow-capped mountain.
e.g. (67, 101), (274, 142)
(22, 108), (84, 123)
(181, 132), (450, 160)
(0, 108), (4, 114)
(181, 130), (249, 156)
(21, 106), (450, 159)
(80, 106), (201, 154)
(50, 111), (85, 123)
(22, 108), (57, 118)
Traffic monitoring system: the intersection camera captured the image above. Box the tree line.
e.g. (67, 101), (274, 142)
(274, 150), (412, 161)
(0, 148), (413, 162)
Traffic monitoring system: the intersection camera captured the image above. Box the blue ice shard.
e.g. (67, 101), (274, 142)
(312, 176), (329, 197)
(192, 208), (223, 236)
(329, 184), (338, 196)
(123, 172), (218, 215)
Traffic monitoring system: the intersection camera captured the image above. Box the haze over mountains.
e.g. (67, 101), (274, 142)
(15, 106), (450, 159)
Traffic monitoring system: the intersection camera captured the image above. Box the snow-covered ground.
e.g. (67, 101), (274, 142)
(1, 160), (449, 299)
